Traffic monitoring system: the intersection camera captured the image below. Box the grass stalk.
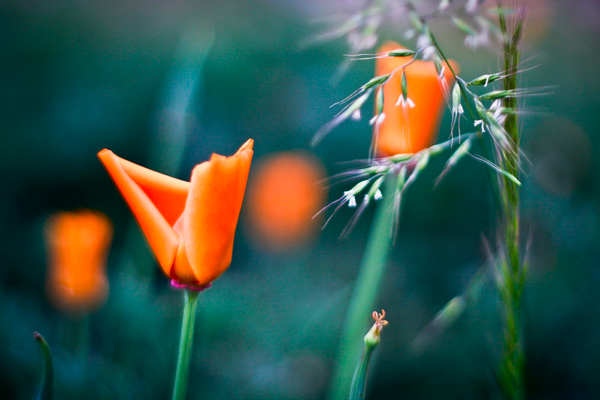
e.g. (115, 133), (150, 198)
(496, 2), (526, 399)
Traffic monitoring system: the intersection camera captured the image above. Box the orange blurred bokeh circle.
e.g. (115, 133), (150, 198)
(246, 151), (328, 251)
(45, 209), (113, 314)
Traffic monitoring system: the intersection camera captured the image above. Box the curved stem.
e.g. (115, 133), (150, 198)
(349, 345), (375, 400)
(172, 289), (200, 400)
(34, 332), (54, 400)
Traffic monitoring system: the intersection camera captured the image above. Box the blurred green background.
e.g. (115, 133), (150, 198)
(2, 0), (600, 398)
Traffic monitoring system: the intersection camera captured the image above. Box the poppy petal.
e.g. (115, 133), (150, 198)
(98, 149), (180, 275)
(118, 157), (190, 226)
(170, 212), (198, 283)
(183, 143), (253, 284)
(235, 138), (254, 155)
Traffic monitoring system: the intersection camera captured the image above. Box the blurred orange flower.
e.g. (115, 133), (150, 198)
(246, 151), (327, 251)
(45, 210), (112, 314)
(98, 139), (253, 289)
(374, 41), (458, 156)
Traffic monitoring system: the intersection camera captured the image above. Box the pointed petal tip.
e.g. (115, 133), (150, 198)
(237, 139), (254, 153)
(97, 148), (113, 161)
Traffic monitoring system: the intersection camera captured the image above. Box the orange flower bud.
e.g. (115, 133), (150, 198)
(44, 210), (112, 314)
(245, 151), (327, 251)
(374, 41), (458, 156)
(97, 139), (253, 289)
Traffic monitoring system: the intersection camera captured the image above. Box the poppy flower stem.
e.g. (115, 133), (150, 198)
(172, 289), (200, 400)
(328, 175), (397, 400)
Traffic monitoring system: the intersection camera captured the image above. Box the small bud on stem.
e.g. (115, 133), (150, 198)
(349, 311), (389, 400)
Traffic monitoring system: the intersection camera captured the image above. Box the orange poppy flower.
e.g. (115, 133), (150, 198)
(45, 210), (112, 314)
(246, 151), (327, 251)
(374, 41), (458, 156)
(97, 139), (253, 289)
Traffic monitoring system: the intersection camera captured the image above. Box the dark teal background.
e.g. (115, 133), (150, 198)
(1, 0), (599, 398)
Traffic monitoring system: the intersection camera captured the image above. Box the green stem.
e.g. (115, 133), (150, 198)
(328, 175), (396, 400)
(172, 289), (200, 400)
(34, 332), (53, 400)
(349, 345), (375, 400)
(497, 3), (525, 399)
